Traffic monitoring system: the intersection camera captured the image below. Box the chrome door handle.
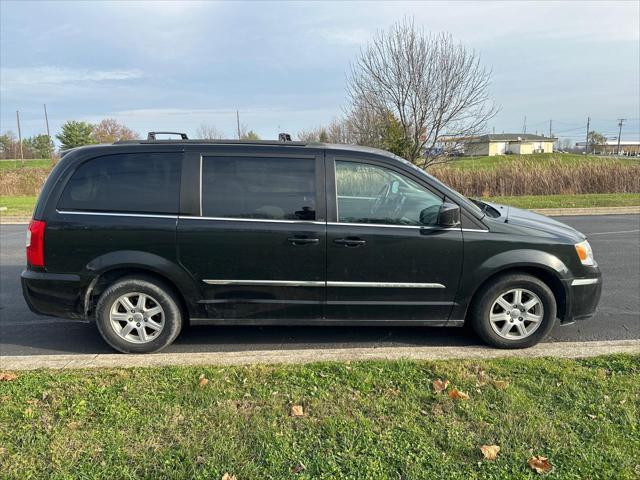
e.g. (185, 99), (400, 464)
(287, 236), (320, 246)
(333, 238), (366, 247)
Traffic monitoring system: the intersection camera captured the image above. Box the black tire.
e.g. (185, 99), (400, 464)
(470, 273), (557, 349)
(95, 276), (183, 353)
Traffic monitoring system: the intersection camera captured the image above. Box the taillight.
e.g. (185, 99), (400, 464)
(26, 220), (46, 267)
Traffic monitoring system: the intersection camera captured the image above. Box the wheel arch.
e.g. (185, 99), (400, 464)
(465, 265), (568, 323)
(84, 266), (203, 322)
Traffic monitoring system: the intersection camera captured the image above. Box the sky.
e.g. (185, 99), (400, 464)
(1, 0), (639, 145)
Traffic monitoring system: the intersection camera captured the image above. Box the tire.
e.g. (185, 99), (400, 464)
(470, 273), (557, 349)
(95, 276), (183, 353)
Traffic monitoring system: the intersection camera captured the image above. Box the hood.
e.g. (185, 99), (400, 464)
(484, 201), (586, 241)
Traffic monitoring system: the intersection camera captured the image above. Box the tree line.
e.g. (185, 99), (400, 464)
(0, 118), (138, 159)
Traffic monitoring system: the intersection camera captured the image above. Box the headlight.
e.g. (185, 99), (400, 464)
(575, 240), (595, 266)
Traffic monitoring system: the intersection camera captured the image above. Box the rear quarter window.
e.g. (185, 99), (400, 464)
(58, 152), (182, 214)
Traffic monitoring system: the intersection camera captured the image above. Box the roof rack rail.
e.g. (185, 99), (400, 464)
(147, 131), (188, 140)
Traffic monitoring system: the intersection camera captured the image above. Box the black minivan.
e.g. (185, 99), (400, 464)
(22, 135), (602, 353)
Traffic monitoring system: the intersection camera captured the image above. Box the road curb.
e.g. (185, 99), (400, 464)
(531, 206), (640, 216)
(2, 339), (638, 370)
(0, 216), (31, 225)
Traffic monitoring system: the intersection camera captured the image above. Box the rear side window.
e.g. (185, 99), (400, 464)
(201, 156), (316, 220)
(58, 153), (181, 214)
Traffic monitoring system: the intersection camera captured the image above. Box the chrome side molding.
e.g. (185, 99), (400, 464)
(203, 279), (324, 287)
(327, 281), (445, 289)
(203, 279), (446, 289)
(571, 278), (599, 286)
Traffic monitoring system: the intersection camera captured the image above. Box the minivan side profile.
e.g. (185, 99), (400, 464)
(22, 137), (602, 353)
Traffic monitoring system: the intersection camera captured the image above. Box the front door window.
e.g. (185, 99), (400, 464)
(335, 161), (444, 226)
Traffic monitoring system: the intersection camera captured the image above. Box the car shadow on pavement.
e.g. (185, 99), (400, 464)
(0, 318), (483, 356)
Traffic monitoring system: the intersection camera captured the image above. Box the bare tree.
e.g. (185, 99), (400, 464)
(297, 118), (361, 144)
(196, 124), (225, 140)
(347, 18), (498, 167)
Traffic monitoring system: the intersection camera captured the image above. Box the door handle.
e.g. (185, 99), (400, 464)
(333, 237), (366, 247)
(287, 236), (320, 246)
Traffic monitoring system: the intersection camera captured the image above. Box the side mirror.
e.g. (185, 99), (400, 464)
(438, 202), (461, 228)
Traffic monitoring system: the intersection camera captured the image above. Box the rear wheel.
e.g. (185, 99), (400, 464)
(95, 276), (183, 353)
(470, 274), (556, 349)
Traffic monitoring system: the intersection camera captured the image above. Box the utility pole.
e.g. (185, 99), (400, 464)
(44, 104), (53, 163)
(522, 116), (527, 134)
(549, 119), (552, 138)
(236, 110), (241, 140)
(585, 116), (590, 154)
(16, 110), (24, 164)
(616, 118), (626, 155)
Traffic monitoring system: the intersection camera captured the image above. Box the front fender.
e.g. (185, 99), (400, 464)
(451, 248), (570, 321)
(477, 249), (570, 280)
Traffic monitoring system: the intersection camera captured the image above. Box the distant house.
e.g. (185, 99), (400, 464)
(461, 134), (556, 157)
(575, 140), (640, 156)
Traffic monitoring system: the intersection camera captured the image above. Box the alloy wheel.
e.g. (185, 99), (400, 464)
(109, 292), (165, 344)
(488, 288), (544, 340)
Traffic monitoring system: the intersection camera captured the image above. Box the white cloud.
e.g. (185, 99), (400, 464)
(318, 27), (371, 45)
(1, 66), (143, 89)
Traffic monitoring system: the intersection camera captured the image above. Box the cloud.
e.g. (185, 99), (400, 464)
(1, 66), (143, 89)
(318, 27), (371, 45)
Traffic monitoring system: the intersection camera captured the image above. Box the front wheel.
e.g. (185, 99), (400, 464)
(470, 274), (557, 349)
(95, 276), (183, 353)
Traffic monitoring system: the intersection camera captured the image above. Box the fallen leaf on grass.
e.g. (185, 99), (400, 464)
(221, 474), (237, 480)
(0, 373), (17, 382)
(290, 405), (305, 417)
(198, 374), (209, 387)
(449, 389), (469, 400)
(492, 380), (508, 389)
(528, 455), (553, 474)
(291, 462), (306, 473)
(432, 379), (449, 393)
(587, 413), (597, 419)
(480, 444), (500, 461)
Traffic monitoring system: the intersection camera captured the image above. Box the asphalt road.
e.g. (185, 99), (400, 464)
(1, 215), (638, 357)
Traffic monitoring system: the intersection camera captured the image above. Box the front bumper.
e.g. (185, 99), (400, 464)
(21, 269), (88, 321)
(561, 268), (603, 324)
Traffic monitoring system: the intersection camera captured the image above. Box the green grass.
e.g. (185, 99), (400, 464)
(447, 153), (639, 170)
(0, 159), (52, 169)
(1, 355), (638, 479)
(0, 195), (37, 216)
(485, 193), (640, 209)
